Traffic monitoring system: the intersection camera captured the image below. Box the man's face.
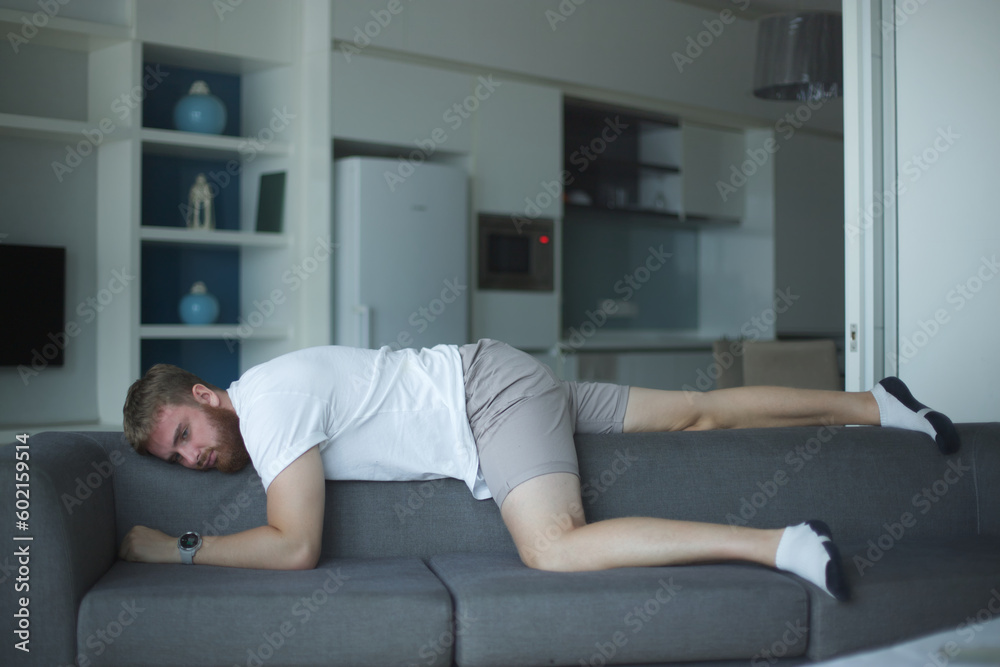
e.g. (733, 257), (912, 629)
(147, 401), (251, 473)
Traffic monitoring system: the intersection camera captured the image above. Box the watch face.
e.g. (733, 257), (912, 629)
(179, 533), (200, 549)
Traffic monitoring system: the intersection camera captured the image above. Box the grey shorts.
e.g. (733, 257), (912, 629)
(458, 338), (630, 508)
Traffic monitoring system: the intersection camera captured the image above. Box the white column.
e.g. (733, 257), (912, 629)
(842, 0), (892, 392)
(297, 0), (334, 348)
(892, 0), (1000, 420)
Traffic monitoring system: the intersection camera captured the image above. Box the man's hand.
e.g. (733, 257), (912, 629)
(117, 446), (325, 570)
(120, 526), (181, 564)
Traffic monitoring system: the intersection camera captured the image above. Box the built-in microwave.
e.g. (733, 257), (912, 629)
(477, 214), (554, 291)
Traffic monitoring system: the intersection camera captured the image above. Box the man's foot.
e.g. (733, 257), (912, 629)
(775, 521), (850, 602)
(871, 377), (960, 454)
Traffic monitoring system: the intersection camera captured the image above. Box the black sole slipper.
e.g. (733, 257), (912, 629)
(804, 520), (851, 602)
(880, 377), (961, 455)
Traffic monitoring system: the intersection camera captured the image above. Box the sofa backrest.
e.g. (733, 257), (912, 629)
(40, 422), (1000, 561)
(576, 423), (994, 544)
(99, 432), (517, 559)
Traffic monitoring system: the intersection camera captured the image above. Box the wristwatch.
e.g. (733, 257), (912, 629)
(178, 531), (202, 565)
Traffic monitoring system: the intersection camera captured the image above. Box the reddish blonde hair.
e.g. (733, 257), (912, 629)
(123, 364), (219, 454)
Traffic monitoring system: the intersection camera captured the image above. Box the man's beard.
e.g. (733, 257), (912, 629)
(202, 404), (251, 473)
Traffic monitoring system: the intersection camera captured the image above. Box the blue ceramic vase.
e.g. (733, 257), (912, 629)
(173, 81), (227, 135)
(179, 282), (220, 325)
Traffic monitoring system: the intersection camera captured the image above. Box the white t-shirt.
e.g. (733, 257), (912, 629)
(226, 344), (489, 499)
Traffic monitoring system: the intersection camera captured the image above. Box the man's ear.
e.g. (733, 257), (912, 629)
(191, 384), (220, 407)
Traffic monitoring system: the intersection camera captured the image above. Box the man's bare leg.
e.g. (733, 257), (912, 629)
(622, 380), (959, 454)
(622, 386), (880, 433)
(501, 472), (848, 600)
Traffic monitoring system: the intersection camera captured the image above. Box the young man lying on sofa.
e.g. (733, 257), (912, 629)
(119, 338), (959, 602)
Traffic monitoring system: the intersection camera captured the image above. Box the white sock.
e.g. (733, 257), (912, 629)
(871, 377), (959, 454)
(774, 521), (849, 601)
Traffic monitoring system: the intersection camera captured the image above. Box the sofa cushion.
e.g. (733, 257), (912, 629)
(428, 552), (809, 667)
(804, 538), (1000, 660)
(76, 557), (453, 666)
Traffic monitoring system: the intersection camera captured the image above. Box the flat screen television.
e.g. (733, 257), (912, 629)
(0, 244), (66, 367)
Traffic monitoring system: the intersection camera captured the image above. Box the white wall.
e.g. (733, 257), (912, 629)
(0, 136), (99, 426)
(330, 0), (843, 134)
(0, 43), (99, 428)
(892, 0), (1000, 421)
(698, 128), (776, 339)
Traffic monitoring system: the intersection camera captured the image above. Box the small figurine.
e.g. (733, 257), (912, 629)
(186, 173), (215, 230)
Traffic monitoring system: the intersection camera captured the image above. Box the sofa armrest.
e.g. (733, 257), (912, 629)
(1, 431), (120, 666)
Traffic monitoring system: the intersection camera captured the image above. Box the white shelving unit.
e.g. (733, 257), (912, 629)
(0, 112), (93, 141)
(140, 325), (290, 340)
(140, 226), (290, 248)
(0, 0), (332, 430)
(140, 127), (292, 159)
(0, 6), (130, 52)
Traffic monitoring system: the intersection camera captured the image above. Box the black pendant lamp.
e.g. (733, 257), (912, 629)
(753, 12), (843, 101)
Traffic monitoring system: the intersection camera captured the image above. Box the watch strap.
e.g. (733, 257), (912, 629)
(178, 532), (202, 565)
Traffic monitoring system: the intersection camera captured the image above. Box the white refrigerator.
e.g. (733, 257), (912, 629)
(333, 157), (469, 350)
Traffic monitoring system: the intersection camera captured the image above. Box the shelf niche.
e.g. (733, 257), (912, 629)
(141, 60), (242, 137)
(141, 338), (240, 390)
(563, 98), (683, 219)
(139, 58), (246, 385)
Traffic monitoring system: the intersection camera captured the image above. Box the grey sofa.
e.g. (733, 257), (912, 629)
(2, 423), (998, 667)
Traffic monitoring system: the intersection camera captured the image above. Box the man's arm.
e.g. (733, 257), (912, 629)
(120, 445), (325, 570)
